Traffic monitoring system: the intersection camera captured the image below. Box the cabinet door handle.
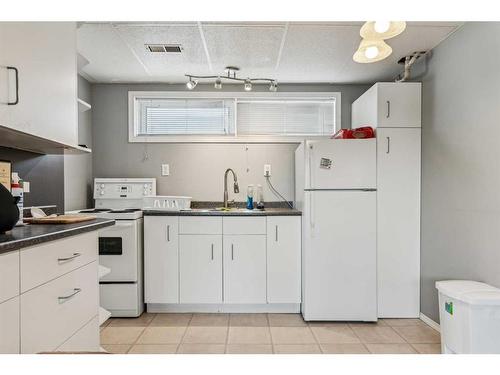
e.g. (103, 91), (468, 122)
(6, 66), (19, 105)
(231, 244), (234, 260)
(386, 100), (390, 118)
(386, 137), (391, 154)
(211, 244), (214, 260)
(57, 253), (81, 263)
(58, 288), (81, 304)
(275, 225), (278, 242)
(166, 225), (170, 242)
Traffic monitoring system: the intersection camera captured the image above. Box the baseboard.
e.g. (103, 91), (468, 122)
(420, 312), (440, 332)
(147, 303), (301, 313)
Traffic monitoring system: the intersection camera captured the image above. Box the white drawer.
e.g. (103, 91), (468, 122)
(20, 261), (99, 354)
(0, 251), (19, 303)
(21, 232), (97, 293)
(179, 216), (222, 234)
(0, 296), (20, 354)
(223, 217), (267, 235)
(56, 315), (99, 353)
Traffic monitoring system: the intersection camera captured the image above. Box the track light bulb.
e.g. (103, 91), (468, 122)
(214, 77), (222, 89)
(244, 79), (252, 91)
(186, 78), (197, 90)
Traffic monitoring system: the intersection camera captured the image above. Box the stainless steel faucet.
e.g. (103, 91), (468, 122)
(223, 168), (239, 208)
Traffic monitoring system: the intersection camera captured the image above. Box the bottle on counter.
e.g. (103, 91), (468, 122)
(246, 184), (254, 210)
(11, 172), (24, 225)
(255, 184), (265, 210)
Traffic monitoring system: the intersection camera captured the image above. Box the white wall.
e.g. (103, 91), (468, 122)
(91, 83), (369, 202)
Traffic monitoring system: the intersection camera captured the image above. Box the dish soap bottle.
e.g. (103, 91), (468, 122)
(246, 184), (254, 210)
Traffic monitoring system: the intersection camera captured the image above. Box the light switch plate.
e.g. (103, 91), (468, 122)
(161, 164), (170, 176)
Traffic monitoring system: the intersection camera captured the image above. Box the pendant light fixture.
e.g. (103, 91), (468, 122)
(360, 21), (406, 40)
(353, 39), (393, 63)
(353, 21), (406, 64)
(185, 66), (277, 92)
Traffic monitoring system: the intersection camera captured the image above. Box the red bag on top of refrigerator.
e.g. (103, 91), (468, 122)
(331, 126), (375, 139)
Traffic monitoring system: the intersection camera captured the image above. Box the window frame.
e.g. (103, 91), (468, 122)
(128, 91), (341, 143)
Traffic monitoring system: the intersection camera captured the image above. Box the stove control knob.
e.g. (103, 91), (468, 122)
(100, 191), (105, 195)
(100, 184), (105, 189)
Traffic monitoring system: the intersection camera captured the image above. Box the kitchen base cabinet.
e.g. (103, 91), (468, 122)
(144, 216), (179, 303)
(267, 217), (301, 303)
(223, 235), (266, 304)
(144, 214), (302, 312)
(0, 297), (20, 354)
(179, 235), (223, 304)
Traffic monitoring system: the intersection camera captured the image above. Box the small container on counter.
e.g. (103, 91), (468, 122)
(255, 184), (265, 210)
(246, 184), (254, 210)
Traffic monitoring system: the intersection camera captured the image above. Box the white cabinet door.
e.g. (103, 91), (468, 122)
(144, 216), (179, 304)
(0, 297), (20, 353)
(0, 251), (19, 303)
(267, 217), (301, 303)
(223, 235), (266, 304)
(377, 128), (421, 317)
(0, 22), (78, 145)
(179, 235), (222, 304)
(376, 82), (421, 128)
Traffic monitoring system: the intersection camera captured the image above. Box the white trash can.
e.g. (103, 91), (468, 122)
(436, 280), (500, 353)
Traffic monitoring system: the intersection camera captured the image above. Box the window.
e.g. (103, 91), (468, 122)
(135, 98), (234, 136)
(236, 100), (335, 136)
(129, 92), (340, 143)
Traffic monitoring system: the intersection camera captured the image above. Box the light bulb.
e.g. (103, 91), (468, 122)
(186, 79), (197, 90)
(244, 79), (252, 91)
(269, 81), (278, 92)
(374, 21), (391, 34)
(364, 46), (379, 59)
(214, 77), (222, 89)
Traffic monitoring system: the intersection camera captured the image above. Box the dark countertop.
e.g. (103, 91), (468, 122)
(144, 207), (302, 216)
(0, 218), (115, 255)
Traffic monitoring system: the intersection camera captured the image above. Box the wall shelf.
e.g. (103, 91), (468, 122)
(0, 125), (92, 155)
(77, 98), (92, 112)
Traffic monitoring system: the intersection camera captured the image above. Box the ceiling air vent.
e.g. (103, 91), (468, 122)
(145, 44), (183, 53)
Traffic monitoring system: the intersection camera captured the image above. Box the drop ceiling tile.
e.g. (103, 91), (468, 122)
(201, 23), (287, 77)
(113, 23), (210, 81)
(77, 23), (148, 82)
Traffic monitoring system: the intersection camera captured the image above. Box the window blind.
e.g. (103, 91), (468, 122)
(136, 98), (234, 136)
(236, 99), (336, 136)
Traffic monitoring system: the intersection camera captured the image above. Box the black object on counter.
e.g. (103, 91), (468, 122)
(0, 183), (19, 234)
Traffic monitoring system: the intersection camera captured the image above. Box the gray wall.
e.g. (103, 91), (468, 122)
(420, 22), (500, 322)
(64, 76), (93, 210)
(91, 83), (369, 202)
(0, 147), (64, 212)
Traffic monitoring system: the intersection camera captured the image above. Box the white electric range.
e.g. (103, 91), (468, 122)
(78, 178), (156, 317)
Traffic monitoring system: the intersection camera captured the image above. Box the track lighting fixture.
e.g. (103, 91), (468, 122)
(244, 79), (252, 91)
(186, 77), (198, 90)
(185, 66), (277, 91)
(214, 77), (222, 89)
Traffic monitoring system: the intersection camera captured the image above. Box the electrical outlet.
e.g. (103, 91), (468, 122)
(264, 164), (271, 177)
(161, 164), (170, 176)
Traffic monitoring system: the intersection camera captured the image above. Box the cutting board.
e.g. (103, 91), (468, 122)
(24, 215), (97, 224)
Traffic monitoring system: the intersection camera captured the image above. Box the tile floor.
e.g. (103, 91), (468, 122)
(100, 313), (441, 354)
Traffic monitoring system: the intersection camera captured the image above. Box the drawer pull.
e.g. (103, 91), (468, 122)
(58, 288), (82, 303)
(57, 253), (82, 263)
(231, 244), (234, 260)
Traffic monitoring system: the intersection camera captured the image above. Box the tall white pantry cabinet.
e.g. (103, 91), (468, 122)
(352, 82), (421, 318)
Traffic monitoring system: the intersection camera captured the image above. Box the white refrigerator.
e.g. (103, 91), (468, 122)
(295, 139), (377, 321)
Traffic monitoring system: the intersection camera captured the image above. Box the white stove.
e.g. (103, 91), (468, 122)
(82, 178), (156, 318)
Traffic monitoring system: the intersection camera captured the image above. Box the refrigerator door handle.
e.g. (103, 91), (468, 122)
(309, 192), (315, 236)
(308, 144), (314, 189)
